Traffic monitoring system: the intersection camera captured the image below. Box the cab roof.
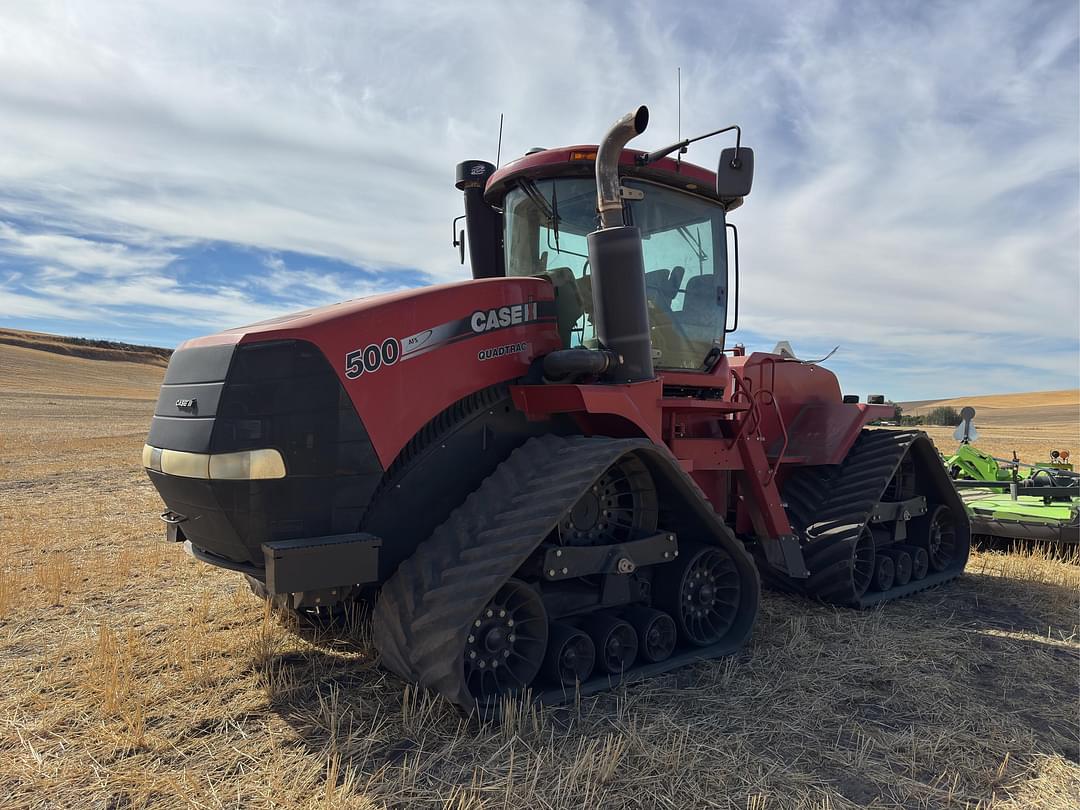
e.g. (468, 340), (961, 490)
(484, 145), (743, 211)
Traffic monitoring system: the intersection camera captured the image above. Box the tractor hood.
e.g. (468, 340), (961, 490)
(143, 276), (561, 565)
(166, 276), (560, 466)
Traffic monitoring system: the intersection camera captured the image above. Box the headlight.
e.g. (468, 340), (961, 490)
(142, 445), (286, 480)
(209, 449), (287, 480)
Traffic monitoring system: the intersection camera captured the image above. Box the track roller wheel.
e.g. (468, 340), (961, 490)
(913, 504), (961, 573)
(581, 614), (638, 674)
(886, 548), (913, 586)
(802, 526), (876, 604)
(463, 579), (548, 701)
(905, 545), (929, 580)
(654, 543), (743, 646)
(871, 554), (895, 592)
(624, 607), (677, 664)
(542, 623), (595, 688)
(558, 455), (658, 546)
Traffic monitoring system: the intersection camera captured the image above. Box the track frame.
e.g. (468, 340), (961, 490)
(373, 434), (760, 709)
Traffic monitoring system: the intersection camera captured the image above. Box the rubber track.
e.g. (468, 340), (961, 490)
(373, 434), (661, 708)
(782, 429), (968, 608)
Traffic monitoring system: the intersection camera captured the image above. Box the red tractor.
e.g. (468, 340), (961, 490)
(144, 106), (969, 708)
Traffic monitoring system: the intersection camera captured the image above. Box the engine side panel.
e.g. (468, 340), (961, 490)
(731, 352), (891, 466)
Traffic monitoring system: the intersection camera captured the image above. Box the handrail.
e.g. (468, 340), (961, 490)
(730, 359), (789, 485)
(754, 388), (788, 486)
(729, 369), (762, 444)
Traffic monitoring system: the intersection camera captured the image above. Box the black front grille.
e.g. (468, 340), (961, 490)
(147, 339), (384, 564)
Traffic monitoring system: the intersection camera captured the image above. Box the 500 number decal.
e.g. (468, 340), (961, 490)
(345, 337), (400, 379)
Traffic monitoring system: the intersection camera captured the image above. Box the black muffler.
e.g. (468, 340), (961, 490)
(587, 106), (654, 383)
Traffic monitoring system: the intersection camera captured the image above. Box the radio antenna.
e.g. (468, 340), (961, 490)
(673, 68), (682, 166)
(496, 113), (504, 168)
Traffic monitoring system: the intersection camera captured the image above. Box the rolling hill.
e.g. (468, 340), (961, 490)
(900, 390), (1079, 430)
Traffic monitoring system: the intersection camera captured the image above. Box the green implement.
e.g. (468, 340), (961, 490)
(944, 407), (1078, 546)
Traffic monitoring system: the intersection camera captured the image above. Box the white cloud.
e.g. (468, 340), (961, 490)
(250, 255), (414, 303)
(0, 0), (1075, 397)
(0, 221), (176, 276)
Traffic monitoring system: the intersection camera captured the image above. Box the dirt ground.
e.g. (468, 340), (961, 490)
(1, 352), (1078, 809)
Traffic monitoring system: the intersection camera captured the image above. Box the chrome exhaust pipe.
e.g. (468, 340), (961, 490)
(595, 106), (649, 228)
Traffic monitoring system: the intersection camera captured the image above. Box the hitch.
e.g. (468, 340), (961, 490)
(159, 510), (187, 542)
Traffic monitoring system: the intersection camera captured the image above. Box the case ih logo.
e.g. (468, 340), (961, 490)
(175, 398), (197, 410)
(470, 303), (540, 333)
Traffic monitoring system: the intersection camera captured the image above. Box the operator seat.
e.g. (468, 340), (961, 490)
(679, 274), (718, 335)
(667, 266), (686, 301)
(544, 266), (585, 347)
(644, 268), (673, 311)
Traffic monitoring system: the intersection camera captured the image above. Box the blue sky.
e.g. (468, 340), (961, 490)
(0, 0), (1077, 400)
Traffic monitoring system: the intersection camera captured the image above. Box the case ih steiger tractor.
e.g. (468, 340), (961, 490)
(144, 106), (969, 708)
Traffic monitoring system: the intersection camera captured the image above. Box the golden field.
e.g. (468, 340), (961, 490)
(901, 390), (1079, 463)
(1, 340), (1078, 809)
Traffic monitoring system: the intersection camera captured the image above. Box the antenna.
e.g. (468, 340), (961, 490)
(677, 67), (681, 143)
(496, 113), (504, 168)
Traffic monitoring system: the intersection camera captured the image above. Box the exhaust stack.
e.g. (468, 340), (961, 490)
(455, 160), (504, 279)
(595, 106), (649, 229)
(587, 106), (654, 383)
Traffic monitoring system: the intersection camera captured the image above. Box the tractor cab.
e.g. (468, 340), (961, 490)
(458, 136), (752, 373)
(501, 172), (727, 370)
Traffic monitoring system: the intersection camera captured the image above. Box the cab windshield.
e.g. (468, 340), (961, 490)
(502, 177), (727, 370)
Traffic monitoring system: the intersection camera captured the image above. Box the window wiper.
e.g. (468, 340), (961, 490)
(519, 179), (556, 228)
(677, 225), (708, 262)
(521, 178), (580, 257)
(550, 181), (560, 251)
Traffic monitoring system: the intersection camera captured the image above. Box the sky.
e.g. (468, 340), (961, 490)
(0, 0), (1077, 400)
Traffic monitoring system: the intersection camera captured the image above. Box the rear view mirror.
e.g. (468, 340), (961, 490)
(717, 147), (754, 200)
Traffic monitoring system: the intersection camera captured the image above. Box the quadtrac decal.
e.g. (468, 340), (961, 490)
(343, 300), (555, 379)
(478, 342), (529, 361)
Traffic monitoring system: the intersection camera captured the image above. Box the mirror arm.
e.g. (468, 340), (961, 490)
(637, 125), (742, 166)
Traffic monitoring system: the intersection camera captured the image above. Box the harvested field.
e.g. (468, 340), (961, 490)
(903, 390), (1078, 414)
(901, 391), (1079, 462)
(0, 342), (166, 401)
(1, 346), (1078, 809)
